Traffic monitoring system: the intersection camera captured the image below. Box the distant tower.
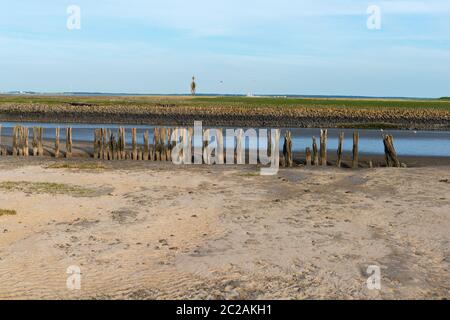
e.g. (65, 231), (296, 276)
(190, 76), (196, 96)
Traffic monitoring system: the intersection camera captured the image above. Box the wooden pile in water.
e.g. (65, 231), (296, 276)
(0, 125), (402, 169)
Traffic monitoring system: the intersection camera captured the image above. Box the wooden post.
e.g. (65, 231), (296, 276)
(383, 134), (400, 168)
(203, 129), (209, 164)
(161, 127), (167, 161)
(65, 127), (72, 158)
(283, 131), (293, 167)
(188, 127), (193, 163)
(320, 129), (327, 166)
(93, 129), (97, 159)
(55, 128), (60, 158)
(155, 128), (161, 161)
(121, 127), (126, 160)
(131, 128), (137, 160)
(143, 131), (149, 160)
(116, 127), (125, 160)
(32, 127), (38, 156)
(38, 127), (44, 156)
(267, 130), (272, 158)
(23, 127), (29, 157)
(152, 128), (157, 161)
(166, 128), (172, 161)
(0, 125), (4, 156)
(305, 147), (312, 166)
(18, 127), (23, 156)
(352, 131), (359, 169)
(109, 131), (116, 160)
(337, 132), (344, 168)
(103, 128), (108, 160)
(99, 129), (104, 159)
(12, 126), (17, 156)
(312, 137), (319, 166)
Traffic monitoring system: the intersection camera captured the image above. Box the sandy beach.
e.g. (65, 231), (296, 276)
(0, 158), (448, 299)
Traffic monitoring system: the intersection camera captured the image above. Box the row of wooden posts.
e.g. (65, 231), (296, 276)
(0, 125), (401, 168)
(282, 129), (400, 168)
(93, 127), (175, 161)
(0, 125), (72, 158)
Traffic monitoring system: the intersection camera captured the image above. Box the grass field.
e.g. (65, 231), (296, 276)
(1, 95), (450, 110)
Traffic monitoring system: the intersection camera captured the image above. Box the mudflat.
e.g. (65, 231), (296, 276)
(0, 159), (449, 299)
(1, 95), (450, 129)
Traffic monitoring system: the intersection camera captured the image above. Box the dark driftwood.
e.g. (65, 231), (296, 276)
(55, 128), (60, 158)
(143, 131), (149, 160)
(65, 127), (72, 158)
(93, 129), (100, 159)
(0, 125), (5, 156)
(312, 137), (319, 166)
(283, 131), (293, 167)
(352, 131), (359, 169)
(154, 127), (160, 161)
(305, 147), (312, 166)
(131, 128), (137, 160)
(32, 127), (39, 156)
(337, 132), (344, 168)
(383, 134), (400, 167)
(38, 127), (44, 156)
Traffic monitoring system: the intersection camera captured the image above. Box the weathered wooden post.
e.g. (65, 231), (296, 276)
(12, 126), (18, 156)
(111, 130), (115, 160)
(23, 127), (29, 157)
(283, 131), (293, 167)
(320, 129), (327, 166)
(235, 129), (244, 164)
(383, 134), (400, 168)
(116, 127), (124, 160)
(55, 128), (60, 158)
(99, 128), (103, 159)
(143, 131), (149, 160)
(337, 132), (344, 168)
(188, 127), (194, 163)
(312, 137), (319, 166)
(153, 128), (159, 161)
(65, 127), (72, 158)
(161, 128), (167, 161)
(216, 129), (225, 164)
(352, 131), (359, 169)
(32, 127), (38, 156)
(0, 125), (5, 156)
(38, 127), (44, 156)
(202, 129), (209, 164)
(0, 125), (3, 156)
(103, 128), (109, 160)
(93, 129), (99, 159)
(305, 147), (312, 166)
(166, 128), (172, 161)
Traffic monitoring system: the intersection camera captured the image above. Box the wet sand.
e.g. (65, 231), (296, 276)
(0, 158), (449, 299)
(1, 136), (450, 167)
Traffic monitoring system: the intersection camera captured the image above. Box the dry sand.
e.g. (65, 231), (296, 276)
(0, 158), (449, 300)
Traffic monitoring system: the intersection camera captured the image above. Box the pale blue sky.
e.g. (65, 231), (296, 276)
(0, 0), (449, 97)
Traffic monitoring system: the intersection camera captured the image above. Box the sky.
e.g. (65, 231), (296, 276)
(0, 0), (449, 97)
